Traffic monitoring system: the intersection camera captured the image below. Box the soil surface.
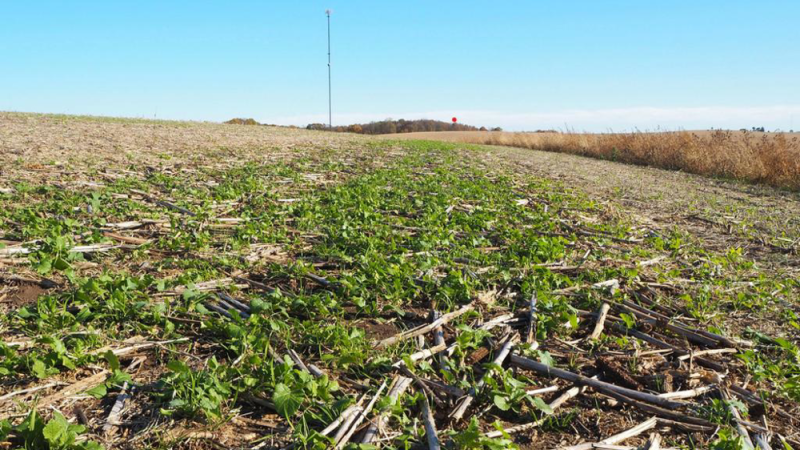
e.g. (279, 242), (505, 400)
(0, 282), (46, 313)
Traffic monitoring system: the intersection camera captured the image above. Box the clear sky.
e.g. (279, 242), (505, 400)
(2, 1), (798, 131)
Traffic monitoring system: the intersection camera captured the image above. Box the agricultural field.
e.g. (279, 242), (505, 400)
(1, 112), (799, 449)
(389, 130), (800, 191)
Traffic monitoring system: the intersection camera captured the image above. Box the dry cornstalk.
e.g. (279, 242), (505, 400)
(525, 384), (560, 396)
(593, 387), (715, 430)
(320, 405), (360, 437)
(754, 434), (773, 450)
(375, 304), (473, 348)
(103, 358), (144, 434)
(0, 382), (68, 403)
(392, 343), (447, 368)
(162, 278), (244, 296)
(287, 349), (311, 373)
(102, 231), (151, 245)
(430, 310), (448, 370)
(450, 335), (516, 421)
(644, 432), (662, 450)
(485, 382), (591, 438)
(419, 378), (465, 398)
(655, 418), (715, 433)
(478, 313), (516, 330)
(130, 188), (197, 216)
(657, 385), (715, 400)
(552, 279), (619, 296)
(588, 303), (611, 340)
(614, 303), (718, 347)
(0, 243), (131, 256)
(218, 292), (252, 313)
(623, 297), (749, 348)
(331, 406), (363, 444)
(1, 371), (110, 419)
(609, 322), (725, 372)
(561, 416), (658, 450)
(638, 256), (667, 267)
(217, 298), (250, 318)
(527, 292), (538, 345)
(510, 354), (684, 410)
(334, 380), (387, 448)
(399, 366), (446, 408)
(307, 364), (325, 378)
(721, 388), (755, 449)
(676, 348), (738, 361)
(421, 393), (441, 450)
(361, 376), (412, 444)
(97, 337), (189, 357)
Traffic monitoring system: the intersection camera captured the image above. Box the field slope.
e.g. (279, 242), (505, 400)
(387, 129), (800, 190)
(1, 113), (799, 449)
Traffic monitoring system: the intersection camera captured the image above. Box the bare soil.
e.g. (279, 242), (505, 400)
(3, 283), (45, 309)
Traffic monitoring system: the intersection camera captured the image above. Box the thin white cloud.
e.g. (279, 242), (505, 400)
(266, 105), (800, 132)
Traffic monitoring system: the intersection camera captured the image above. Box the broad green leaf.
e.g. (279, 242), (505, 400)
(532, 396), (553, 414)
(620, 313), (636, 329)
(108, 369), (132, 386)
(273, 383), (302, 419)
(42, 412), (68, 445)
(104, 350), (120, 371)
(167, 359), (189, 374)
(17, 307), (35, 319)
(536, 350), (555, 367)
(31, 359), (48, 379)
(493, 395), (510, 411)
(53, 257), (71, 271)
(568, 313), (579, 330)
(36, 257), (52, 274)
(0, 419), (10, 440)
(85, 384), (108, 399)
(169, 399), (187, 408)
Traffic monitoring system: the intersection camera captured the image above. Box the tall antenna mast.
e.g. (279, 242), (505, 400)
(326, 9), (332, 129)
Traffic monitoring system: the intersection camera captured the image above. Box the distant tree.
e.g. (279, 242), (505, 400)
(491, 127), (503, 132)
(306, 118), (481, 135)
(225, 118), (259, 125)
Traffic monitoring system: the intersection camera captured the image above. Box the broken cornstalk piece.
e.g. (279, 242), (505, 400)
(588, 303), (611, 340)
(375, 304), (473, 348)
(421, 393), (441, 450)
(450, 335), (517, 421)
(561, 416), (658, 450)
(510, 354), (684, 410)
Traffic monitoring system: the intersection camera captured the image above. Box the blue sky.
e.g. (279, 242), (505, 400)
(1, 1), (798, 131)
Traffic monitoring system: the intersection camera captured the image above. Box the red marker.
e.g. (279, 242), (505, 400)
(452, 117), (457, 123)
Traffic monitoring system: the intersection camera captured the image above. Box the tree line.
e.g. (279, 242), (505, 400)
(306, 119), (502, 134)
(224, 117), (504, 134)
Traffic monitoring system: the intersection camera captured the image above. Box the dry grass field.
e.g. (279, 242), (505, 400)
(1, 113), (799, 449)
(389, 130), (800, 190)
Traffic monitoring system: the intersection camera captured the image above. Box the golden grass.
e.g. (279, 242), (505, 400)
(394, 130), (800, 190)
